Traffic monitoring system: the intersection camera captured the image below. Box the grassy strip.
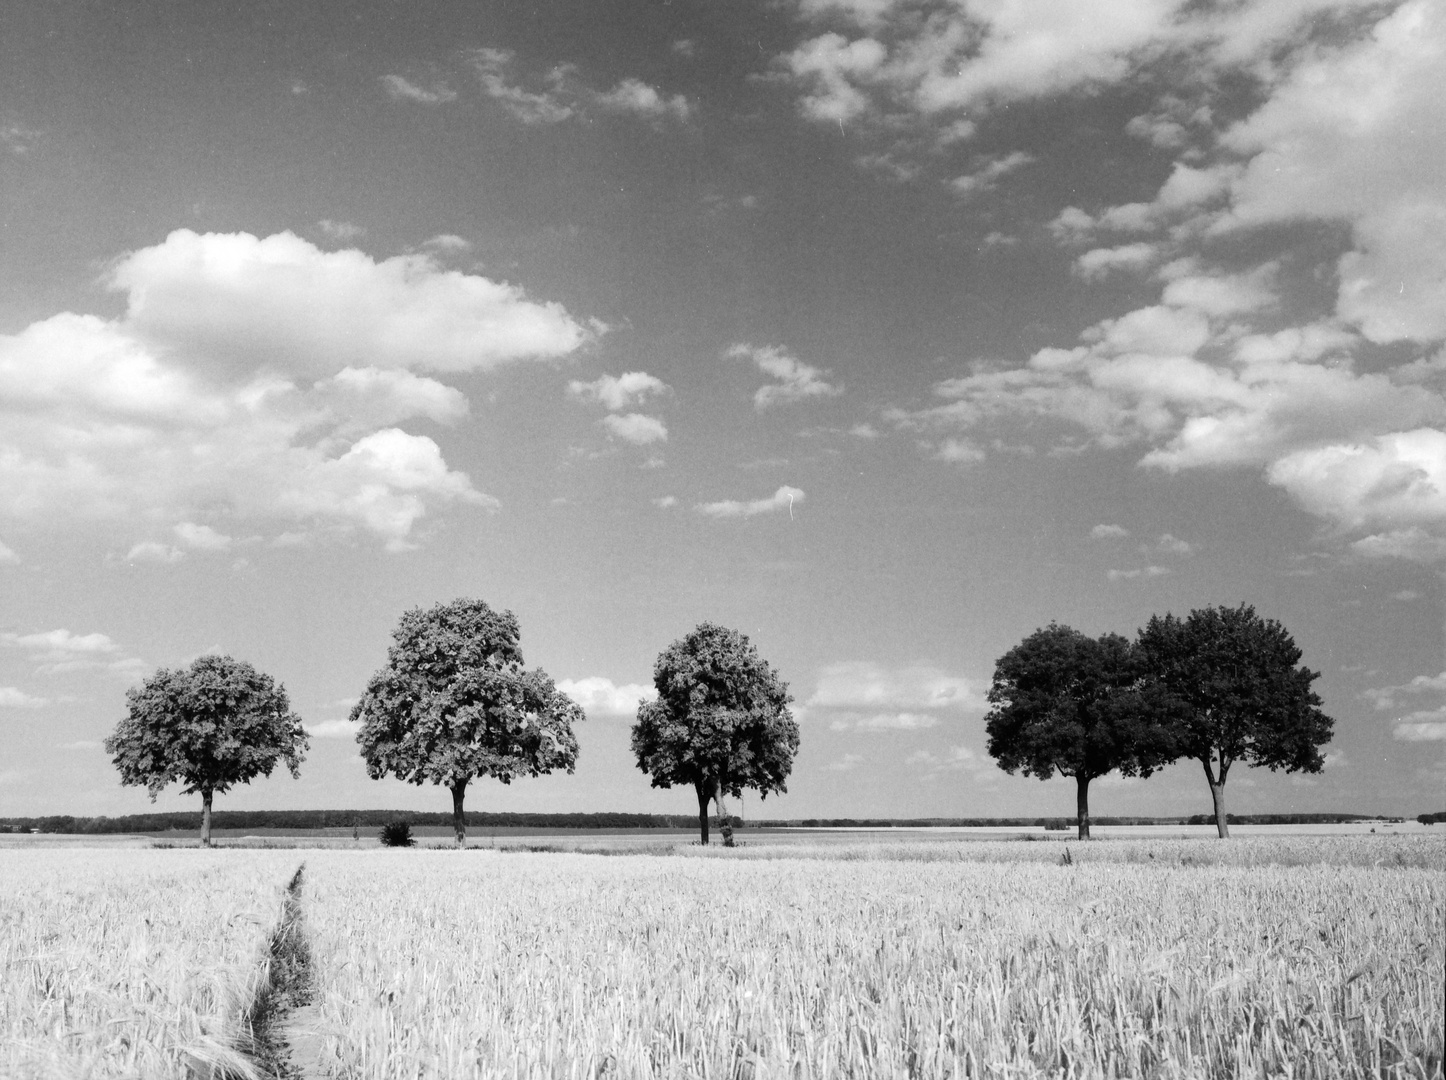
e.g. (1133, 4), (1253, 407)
(234, 864), (313, 1080)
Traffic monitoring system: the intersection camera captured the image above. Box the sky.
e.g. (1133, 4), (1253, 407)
(1, 0), (1443, 824)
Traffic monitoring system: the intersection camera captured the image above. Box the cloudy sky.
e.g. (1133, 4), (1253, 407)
(2, 0), (1443, 823)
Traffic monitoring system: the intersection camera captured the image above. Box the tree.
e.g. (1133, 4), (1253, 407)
(352, 598), (583, 845)
(631, 623), (799, 844)
(1136, 603), (1333, 838)
(105, 655), (307, 846)
(984, 624), (1176, 840)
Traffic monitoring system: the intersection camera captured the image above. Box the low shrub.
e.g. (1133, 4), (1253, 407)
(379, 821), (414, 848)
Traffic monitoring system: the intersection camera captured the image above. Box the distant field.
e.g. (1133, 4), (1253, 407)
(3, 836), (1441, 1079)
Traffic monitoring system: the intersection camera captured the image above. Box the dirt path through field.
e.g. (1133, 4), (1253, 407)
(240, 864), (324, 1079)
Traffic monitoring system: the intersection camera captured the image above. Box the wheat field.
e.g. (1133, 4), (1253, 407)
(0, 848), (298, 1080)
(300, 845), (1444, 1079)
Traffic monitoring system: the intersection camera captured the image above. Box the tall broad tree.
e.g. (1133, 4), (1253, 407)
(1136, 603), (1333, 838)
(105, 655), (307, 846)
(353, 598), (583, 845)
(985, 624), (1176, 839)
(632, 623), (799, 844)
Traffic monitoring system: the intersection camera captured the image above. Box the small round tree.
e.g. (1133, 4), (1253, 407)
(352, 597), (583, 845)
(105, 655), (308, 846)
(1136, 603), (1333, 838)
(631, 623), (799, 844)
(985, 624), (1176, 839)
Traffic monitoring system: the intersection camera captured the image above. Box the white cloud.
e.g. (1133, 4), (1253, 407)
(0, 687), (48, 708)
(467, 48), (578, 125)
(0, 230), (582, 549)
(126, 540), (184, 564)
(0, 539), (17, 564)
(1267, 429), (1446, 535)
(728, 343), (842, 409)
(652, 495), (678, 509)
(1363, 671), (1446, 711)
(380, 75), (457, 105)
(174, 522), (232, 552)
(696, 485), (805, 519)
(1075, 243), (1160, 280)
(1107, 565), (1172, 581)
(110, 230), (586, 376)
(808, 661), (982, 713)
(3, 629), (120, 657)
(422, 234), (471, 253)
(1090, 524), (1129, 539)
(822, 752), (866, 772)
(595, 79), (691, 122)
(601, 413), (668, 446)
(934, 438), (985, 464)
(947, 151), (1033, 199)
(318, 219), (365, 242)
(830, 711), (938, 731)
(305, 718), (361, 739)
(1394, 709), (1446, 741)
(568, 372), (669, 411)
(556, 676), (655, 718)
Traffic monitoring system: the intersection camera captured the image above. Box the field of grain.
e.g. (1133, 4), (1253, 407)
(301, 843), (1445, 1079)
(0, 848), (298, 1080)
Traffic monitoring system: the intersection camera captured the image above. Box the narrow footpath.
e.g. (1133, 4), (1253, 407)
(237, 864), (325, 1080)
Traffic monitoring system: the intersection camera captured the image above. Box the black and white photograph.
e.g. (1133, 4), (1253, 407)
(1, 1), (1443, 1075)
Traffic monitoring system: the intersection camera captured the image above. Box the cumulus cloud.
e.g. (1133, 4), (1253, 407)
(1074, 243), (1160, 280)
(0, 539), (17, 564)
(1090, 524), (1129, 539)
(696, 485), (805, 519)
(2, 628), (145, 680)
(468, 49), (575, 124)
(304, 718), (361, 739)
(0, 687), (48, 708)
(126, 540), (184, 564)
(318, 219), (365, 242)
(557, 676), (655, 718)
(806, 661), (983, 731)
(1108, 565), (1172, 581)
(947, 151), (1033, 199)
(0, 230), (585, 549)
(595, 79), (691, 122)
(602, 413), (668, 445)
(728, 343), (842, 409)
(380, 75), (457, 105)
(568, 372), (669, 411)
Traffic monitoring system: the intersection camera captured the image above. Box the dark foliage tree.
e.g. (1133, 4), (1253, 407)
(105, 655), (307, 846)
(985, 625), (1177, 839)
(1136, 603), (1333, 838)
(353, 598), (583, 844)
(632, 623), (799, 844)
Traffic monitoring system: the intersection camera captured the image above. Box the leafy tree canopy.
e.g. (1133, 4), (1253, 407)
(1137, 604), (1332, 779)
(632, 623), (798, 841)
(106, 654), (307, 799)
(986, 624), (1175, 783)
(352, 598), (582, 841)
(105, 654), (306, 844)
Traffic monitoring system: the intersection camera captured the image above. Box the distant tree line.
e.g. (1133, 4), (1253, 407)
(1418, 811), (1446, 825)
(0, 810), (714, 835)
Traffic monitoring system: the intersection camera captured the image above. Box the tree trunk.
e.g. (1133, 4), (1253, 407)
(695, 780), (712, 845)
(200, 788), (213, 847)
(1200, 757), (1229, 838)
(1075, 774), (1091, 840)
(1209, 775), (1229, 839)
(451, 780), (468, 846)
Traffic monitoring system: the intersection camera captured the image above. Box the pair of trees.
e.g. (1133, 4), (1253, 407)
(985, 605), (1333, 839)
(347, 606), (797, 845)
(107, 599), (799, 846)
